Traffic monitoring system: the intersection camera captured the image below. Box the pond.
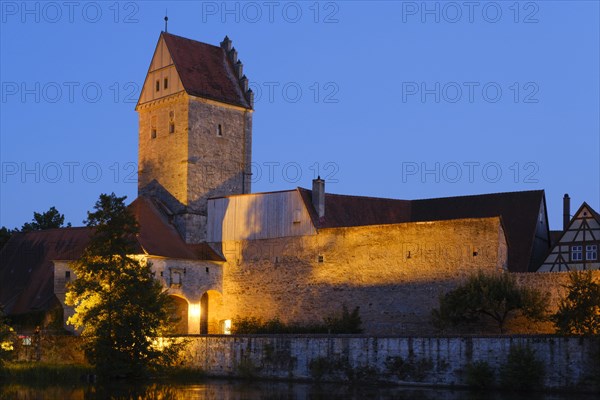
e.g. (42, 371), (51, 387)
(1, 380), (598, 400)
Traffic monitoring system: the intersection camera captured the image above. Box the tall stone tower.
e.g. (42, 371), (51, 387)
(136, 33), (253, 243)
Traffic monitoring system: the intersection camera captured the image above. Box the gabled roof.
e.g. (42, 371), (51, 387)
(298, 188), (547, 272)
(0, 196), (223, 316)
(410, 191), (547, 273)
(538, 202), (600, 272)
(0, 227), (92, 315)
(129, 196), (223, 260)
(160, 32), (251, 109)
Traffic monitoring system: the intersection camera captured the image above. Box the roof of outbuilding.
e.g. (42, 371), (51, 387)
(0, 196), (223, 316)
(161, 32), (251, 109)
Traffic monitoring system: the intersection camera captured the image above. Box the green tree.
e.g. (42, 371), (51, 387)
(66, 193), (181, 378)
(553, 270), (600, 335)
(0, 227), (15, 250)
(432, 271), (548, 333)
(21, 206), (70, 232)
(0, 306), (16, 366)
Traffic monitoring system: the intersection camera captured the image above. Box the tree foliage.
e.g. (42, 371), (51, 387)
(432, 271), (548, 333)
(0, 227), (15, 250)
(21, 206), (70, 232)
(553, 271), (600, 335)
(1, 207), (70, 250)
(0, 306), (16, 366)
(66, 193), (181, 378)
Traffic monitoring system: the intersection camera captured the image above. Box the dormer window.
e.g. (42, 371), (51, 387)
(217, 124), (223, 137)
(164, 78), (169, 89)
(155, 80), (160, 92)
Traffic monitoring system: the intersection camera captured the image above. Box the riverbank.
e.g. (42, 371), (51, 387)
(3, 335), (599, 392)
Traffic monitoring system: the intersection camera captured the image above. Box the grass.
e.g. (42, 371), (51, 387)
(0, 362), (94, 385)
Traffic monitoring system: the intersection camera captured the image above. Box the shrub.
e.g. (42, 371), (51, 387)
(553, 270), (600, 335)
(499, 344), (545, 391)
(465, 360), (495, 389)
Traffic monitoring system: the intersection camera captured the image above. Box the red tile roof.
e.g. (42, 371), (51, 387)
(0, 227), (91, 315)
(0, 196), (222, 316)
(298, 188), (548, 273)
(162, 32), (251, 109)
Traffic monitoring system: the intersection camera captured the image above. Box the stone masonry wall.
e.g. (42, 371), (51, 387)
(218, 217), (507, 335)
(138, 93), (190, 212)
(183, 335), (599, 391)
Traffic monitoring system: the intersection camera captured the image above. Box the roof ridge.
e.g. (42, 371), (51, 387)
(298, 187), (407, 202)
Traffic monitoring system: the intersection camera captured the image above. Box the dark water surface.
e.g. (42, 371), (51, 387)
(0, 380), (597, 400)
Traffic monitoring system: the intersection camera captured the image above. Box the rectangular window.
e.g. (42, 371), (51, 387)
(217, 124), (223, 137)
(155, 80), (160, 92)
(586, 245), (598, 260)
(169, 122), (175, 134)
(65, 271), (70, 280)
(151, 129), (157, 139)
(571, 245), (583, 261)
(164, 78), (169, 89)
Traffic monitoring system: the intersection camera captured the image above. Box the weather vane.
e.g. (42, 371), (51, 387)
(164, 10), (168, 32)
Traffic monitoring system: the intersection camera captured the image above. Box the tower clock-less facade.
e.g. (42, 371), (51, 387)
(136, 33), (253, 243)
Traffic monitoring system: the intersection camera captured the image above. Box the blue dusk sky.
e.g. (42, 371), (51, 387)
(0, 1), (598, 230)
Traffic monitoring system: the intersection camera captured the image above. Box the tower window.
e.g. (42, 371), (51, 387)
(217, 124), (223, 137)
(65, 271), (70, 280)
(169, 122), (175, 134)
(151, 129), (157, 139)
(164, 78), (169, 89)
(155, 80), (160, 92)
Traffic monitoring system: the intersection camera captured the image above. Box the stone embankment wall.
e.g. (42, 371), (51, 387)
(183, 335), (599, 391)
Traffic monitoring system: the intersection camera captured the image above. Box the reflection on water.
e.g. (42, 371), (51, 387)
(0, 381), (597, 400)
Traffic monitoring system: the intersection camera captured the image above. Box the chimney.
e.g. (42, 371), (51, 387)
(312, 177), (325, 218)
(563, 193), (570, 230)
(220, 36), (232, 52)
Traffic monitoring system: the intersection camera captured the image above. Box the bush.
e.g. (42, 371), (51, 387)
(231, 305), (362, 334)
(385, 356), (433, 382)
(465, 360), (495, 389)
(432, 271), (548, 333)
(553, 270), (600, 335)
(324, 305), (362, 334)
(499, 344), (544, 391)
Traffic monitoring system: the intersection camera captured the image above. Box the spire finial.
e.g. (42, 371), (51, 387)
(164, 10), (168, 32)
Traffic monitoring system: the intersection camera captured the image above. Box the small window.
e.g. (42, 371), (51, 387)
(171, 271), (181, 287)
(318, 255), (324, 263)
(151, 129), (157, 139)
(169, 111), (174, 119)
(217, 124), (223, 137)
(586, 245), (598, 260)
(65, 271), (71, 280)
(164, 78), (169, 89)
(206, 267), (209, 274)
(155, 80), (160, 92)
(571, 245), (583, 261)
(169, 122), (175, 134)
